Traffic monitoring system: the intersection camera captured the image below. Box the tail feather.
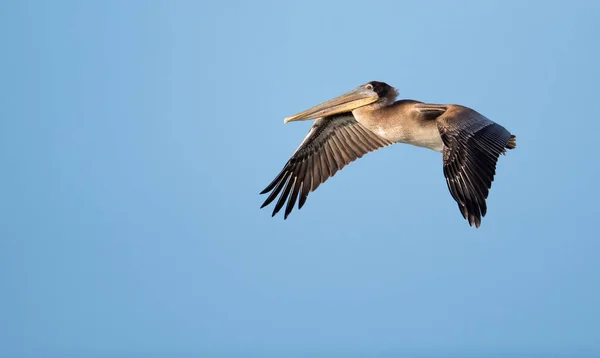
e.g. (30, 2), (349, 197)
(506, 135), (517, 150)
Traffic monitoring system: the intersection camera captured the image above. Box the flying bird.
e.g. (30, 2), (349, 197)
(260, 81), (516, 228)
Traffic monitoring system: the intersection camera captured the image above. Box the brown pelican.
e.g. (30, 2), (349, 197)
(260, 81), (516, 228)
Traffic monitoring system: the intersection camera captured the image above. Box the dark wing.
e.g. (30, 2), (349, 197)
(435, 105), (516, 228)
(260, 113), (392, 219)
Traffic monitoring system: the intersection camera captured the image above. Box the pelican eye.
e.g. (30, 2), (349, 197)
(365, 84), (374, 90)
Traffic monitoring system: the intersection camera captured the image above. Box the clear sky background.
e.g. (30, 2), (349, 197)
(2, 0), (600, 357)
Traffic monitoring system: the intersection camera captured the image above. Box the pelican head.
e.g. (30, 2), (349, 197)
(284, 81), (398, 123)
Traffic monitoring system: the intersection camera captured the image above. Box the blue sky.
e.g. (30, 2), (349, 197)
(2, 0), (600, 357)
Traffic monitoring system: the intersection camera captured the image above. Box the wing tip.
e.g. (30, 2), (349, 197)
(458, 203), (483, 229)
(466, 215), (482, 229)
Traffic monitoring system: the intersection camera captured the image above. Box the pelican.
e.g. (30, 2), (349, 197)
(260, 81), (516, 228)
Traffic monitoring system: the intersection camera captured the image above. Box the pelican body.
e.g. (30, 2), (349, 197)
(260, 81), (516, 228)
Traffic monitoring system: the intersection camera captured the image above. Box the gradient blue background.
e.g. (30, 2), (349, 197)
(2, 1), (600, 357)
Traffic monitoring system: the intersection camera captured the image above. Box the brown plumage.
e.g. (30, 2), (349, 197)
(261, 81), (516, 228)
(260, 113), (392, 219)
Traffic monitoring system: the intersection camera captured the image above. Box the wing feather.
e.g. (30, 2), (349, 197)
(436, 106), (516, 228)
(260, 113), (392, 218)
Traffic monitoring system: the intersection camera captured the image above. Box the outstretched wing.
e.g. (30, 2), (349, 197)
(260, 113), (392, 219)
(436, 105), (516, 228)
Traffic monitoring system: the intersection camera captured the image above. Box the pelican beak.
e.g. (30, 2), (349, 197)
(284, 86), (379, 123)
